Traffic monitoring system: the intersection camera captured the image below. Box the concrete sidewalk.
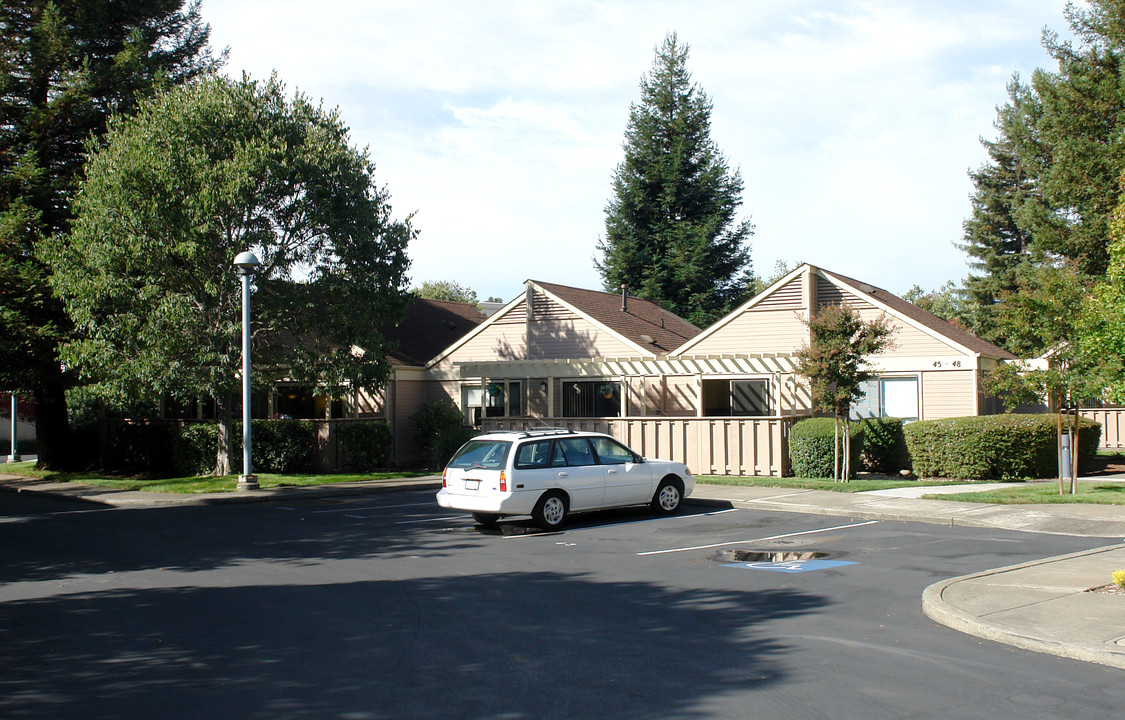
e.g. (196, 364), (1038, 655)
(2, 471), (1124, 670)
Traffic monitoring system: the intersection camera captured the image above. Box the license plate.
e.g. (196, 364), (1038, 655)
(464, 479), (480, 490)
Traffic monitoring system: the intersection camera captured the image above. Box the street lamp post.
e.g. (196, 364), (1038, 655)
(6, 394), (18, 463)
(234, 251), (261, 490)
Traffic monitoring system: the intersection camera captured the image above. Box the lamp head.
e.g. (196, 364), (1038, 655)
(233, 251), (261, 273)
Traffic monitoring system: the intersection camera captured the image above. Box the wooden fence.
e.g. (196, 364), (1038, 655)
(480, 416), (800, 477)
(1080, 408), (1125, 450)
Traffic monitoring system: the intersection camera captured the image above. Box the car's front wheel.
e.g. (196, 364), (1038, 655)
(651, 477), (684, 515)
(532, 491), (568, 530)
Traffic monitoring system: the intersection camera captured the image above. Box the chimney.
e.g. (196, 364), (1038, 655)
(621, 283), (628, 313)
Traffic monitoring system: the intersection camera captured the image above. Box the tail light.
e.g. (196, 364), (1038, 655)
(499, 471), (507, 492)
(442, 468), (447, 488)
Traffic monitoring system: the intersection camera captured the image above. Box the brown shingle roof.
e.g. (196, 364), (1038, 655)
(385, 298), (487, 366)
(532, 280), (701, 354)
(819, 268), (1017, 360)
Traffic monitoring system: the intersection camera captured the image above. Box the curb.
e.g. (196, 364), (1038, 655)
(921, 545), (1125, 670)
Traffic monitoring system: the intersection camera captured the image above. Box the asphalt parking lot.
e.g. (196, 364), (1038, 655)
(1, 490), (1122, 720)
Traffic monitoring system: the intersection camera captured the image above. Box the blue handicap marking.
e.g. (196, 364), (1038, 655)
(723, 559), (857, 573)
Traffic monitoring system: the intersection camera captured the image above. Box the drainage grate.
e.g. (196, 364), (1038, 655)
(712, 549), (829, 563)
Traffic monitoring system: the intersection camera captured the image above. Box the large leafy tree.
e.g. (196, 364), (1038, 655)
(0, 0), (222, 468)
(42, 74), (414, 475)
(596, 33), (754, 328)
(1078, 187), (1125, 404)
(795, 304), (893, 482)
(414, 280), (480, 307)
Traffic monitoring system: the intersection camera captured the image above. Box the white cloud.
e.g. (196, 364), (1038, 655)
(203, 0), (1070, 303)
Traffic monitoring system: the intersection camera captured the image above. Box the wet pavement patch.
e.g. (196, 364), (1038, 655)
(713, 549), (857, 573)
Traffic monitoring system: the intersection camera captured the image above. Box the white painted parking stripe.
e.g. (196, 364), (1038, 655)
(637, 519), (879, 556)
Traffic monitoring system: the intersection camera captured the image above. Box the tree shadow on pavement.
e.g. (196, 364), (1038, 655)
(0, 572), (825, 720)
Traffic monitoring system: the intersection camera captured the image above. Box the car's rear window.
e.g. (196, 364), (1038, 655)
(448, 440), (511, 469)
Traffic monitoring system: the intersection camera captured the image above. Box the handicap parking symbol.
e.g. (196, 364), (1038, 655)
(724, 559), (857, 573)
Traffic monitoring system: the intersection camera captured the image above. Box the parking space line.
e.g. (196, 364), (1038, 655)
(637, 519), (879, 556)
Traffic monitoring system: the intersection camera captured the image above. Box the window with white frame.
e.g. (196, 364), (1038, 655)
(852, 376), (919, 422)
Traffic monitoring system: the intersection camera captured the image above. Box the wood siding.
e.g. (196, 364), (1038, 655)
(688, 309), (809, 355)
(480, 415), (798, 477)
(921, 371), (977, 419)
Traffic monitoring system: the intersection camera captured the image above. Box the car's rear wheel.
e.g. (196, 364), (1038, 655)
(471, 512), (500, 527)
(651, 477), (683, 515)
(532, 491), (568, 530)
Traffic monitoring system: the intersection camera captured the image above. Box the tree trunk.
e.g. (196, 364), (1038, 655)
(31, 366), (70, 470)
(215, 395), (232, 476)
(1070, 408), (1079, 495)
(1057, 401), (1065, 495)
(833, 416), (841, 482)
(842, 416), (851, 482)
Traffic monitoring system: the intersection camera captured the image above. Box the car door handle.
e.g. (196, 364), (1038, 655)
(558, 472), (568, 477)
(607, 469), (617, 474)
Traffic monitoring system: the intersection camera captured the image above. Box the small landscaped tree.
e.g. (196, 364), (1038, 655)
(795, 304), (894, 481)
(981, 262), (1102, 494)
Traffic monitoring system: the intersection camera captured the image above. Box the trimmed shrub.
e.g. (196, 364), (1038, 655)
(337, 421), (393, 471)
(235, 420), (317, 474)
(411, 400), (475, 469)
(858, 417), (909, 475)
(172, 422), (221, 476)
(904, 414), (1101, 480)
(789, 417), (864, 479)
(102, 421), (179, 474)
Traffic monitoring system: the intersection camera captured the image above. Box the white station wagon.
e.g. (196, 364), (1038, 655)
(436, 429), (695, 530)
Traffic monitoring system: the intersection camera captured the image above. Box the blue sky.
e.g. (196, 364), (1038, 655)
(203, 1), (1072, 304)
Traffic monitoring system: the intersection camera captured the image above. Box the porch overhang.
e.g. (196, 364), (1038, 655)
(454, 353), (801, 379)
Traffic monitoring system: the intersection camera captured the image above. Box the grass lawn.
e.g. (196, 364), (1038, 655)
(0, 461), (435, 494)
(699, 475), (976, 494)
(925, 481), (1125, 505)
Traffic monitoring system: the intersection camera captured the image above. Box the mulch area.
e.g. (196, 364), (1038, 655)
(1083, 453), (1125, 476)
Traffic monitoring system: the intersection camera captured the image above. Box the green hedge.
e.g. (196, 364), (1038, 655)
(858, 417), (909, 475)
(104, 420), (319, 476)
(411, 400), (476, 469)
(234, 420), (317, 474)
(790, 417), (864, 479)
(337, 421), (393, 472)
(904, 414), (1101, 480)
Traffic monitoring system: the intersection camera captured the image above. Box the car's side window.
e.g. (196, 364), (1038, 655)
(514, 440), (552, 469)
(550, 442), (567, 467)
(590, 437), (634, 465)
(556, 437), (595, 466)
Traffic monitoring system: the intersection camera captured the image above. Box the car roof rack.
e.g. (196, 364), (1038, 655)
(517, 427), (578, 438)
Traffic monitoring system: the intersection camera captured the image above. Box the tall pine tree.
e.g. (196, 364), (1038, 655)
(0, 0), (222, 467)
(961, 1), (1125, 354)
(959, 78), (1041, 347)
(596, 33), (753, 328)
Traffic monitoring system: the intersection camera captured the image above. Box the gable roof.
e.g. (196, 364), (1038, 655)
(531, 281), (702, 354)
(384, 297), (487, 367)
(819, 268), (1016, 360)
(674, 263), (1016, 360)
(423, 279), (702, 368)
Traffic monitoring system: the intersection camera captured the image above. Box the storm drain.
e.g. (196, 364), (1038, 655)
(712, 550), (829, 563)
(713, 548), (857, 574)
